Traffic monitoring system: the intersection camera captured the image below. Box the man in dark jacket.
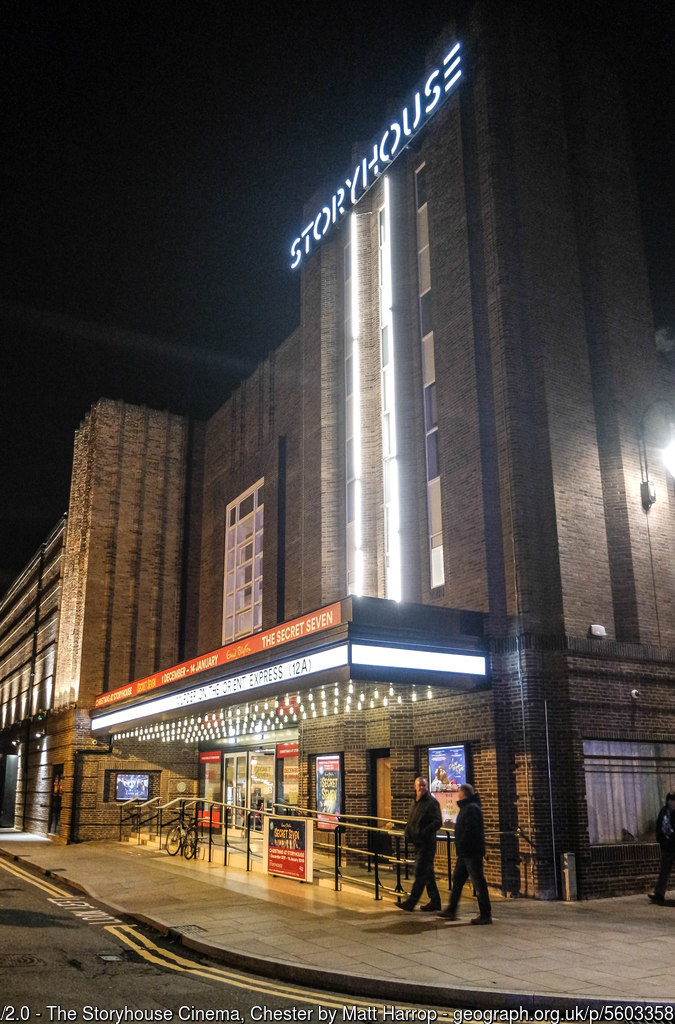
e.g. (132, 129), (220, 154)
(648, 791), (675, 904)
(438, 783), (492, 924)
(398, 776), (443, 911)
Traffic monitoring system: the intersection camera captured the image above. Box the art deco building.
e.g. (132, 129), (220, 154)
(1, 1), (673, 899)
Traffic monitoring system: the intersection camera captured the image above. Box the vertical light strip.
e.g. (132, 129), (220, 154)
(380, 177), (402, 601)
(350, 213), (364, 594)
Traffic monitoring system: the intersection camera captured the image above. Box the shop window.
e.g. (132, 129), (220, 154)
(223, 480), (264, 642)
(582, 740), (675, 845)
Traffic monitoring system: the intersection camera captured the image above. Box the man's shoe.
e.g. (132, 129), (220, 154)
(420, 901), (442, 912)
(470, 914), (492, 925)
(397, 901), (415, 911)
(648, 893), (665, 905)
(437, 906), (457, 920)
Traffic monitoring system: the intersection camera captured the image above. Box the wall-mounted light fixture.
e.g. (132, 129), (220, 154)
(639, 398), (675, 510)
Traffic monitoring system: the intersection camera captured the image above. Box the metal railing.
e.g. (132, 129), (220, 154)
(121, 796), (532, 903)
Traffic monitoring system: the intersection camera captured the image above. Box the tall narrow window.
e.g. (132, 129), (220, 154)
(379, 178), (401, 601)
(223, 480), (264, 642)
(416, 164), (444, 588)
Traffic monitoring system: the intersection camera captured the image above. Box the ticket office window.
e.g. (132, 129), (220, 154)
(276, 753), (299, 810)
(250, 751), (275, 829)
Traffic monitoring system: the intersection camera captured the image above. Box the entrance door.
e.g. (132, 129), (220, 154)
(249, 750), (275, 829)
(224, 753), (247, 827)
(49, 764), (64, 835)
(375, 755), (392, 822)
(0, 753), (18, 828)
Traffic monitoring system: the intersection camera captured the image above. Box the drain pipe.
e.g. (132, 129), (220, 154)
(516, 633), (535, 895)
(544, 699), (559, 896)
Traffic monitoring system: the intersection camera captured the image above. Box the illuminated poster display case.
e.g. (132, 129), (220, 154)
(275, 741), (299, 809)
(316, 753), (343, 830)
(428, 744), (469, 826)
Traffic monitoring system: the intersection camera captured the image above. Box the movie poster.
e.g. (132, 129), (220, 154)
(316, 754), (341, 830)
(265, 816), (312, 881)
(428, 744), (467, 826)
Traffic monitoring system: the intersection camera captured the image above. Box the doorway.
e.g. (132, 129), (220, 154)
(49, 764), (64, 835)
(0, 753), (18, 828)
(375, 753), (392, 822)
(224, 753), (247, 826)
(223, 749), (276, 828)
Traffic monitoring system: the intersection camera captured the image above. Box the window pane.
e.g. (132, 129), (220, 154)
(431, 542), (444, 588)
(415, 165), (427, 208)
(429, 478), (442, 535)
(426, 430), (439, 480)
(422, 333), (435, 384)
(417, 206), (429, 250)
(424, 383), (438, 429)
(418, 247), (431, 294)
(420, 290), (433, 337)
(224, 479), (264, 643)
(583, 740), (675, 845)
(381, 324), (390, 366)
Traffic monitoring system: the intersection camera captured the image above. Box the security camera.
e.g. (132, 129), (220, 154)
(630, 689), (640, 699)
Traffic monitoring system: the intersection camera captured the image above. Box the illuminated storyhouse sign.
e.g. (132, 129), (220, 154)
(290, 41), (462, 269)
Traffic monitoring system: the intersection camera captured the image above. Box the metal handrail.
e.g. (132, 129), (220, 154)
(118, 797), (142, 840)
(134, 797), (161, 841)
(135, 795), (533, 902)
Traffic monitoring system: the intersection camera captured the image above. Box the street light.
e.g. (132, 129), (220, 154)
(639, 398), (675, 510)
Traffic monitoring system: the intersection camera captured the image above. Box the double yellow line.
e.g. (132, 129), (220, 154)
(106, 923), (389, 1010)
(0, 855), (72, 898)
(0, 856), (401, 1012)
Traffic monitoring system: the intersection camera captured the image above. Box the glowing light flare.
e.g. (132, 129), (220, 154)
(380, 177), (402, 602)
(663, 434), (675, 478)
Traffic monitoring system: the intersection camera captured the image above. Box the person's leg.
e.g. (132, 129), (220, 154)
(439, 855), (468, 917)
(403, 846), (427, 907)
(653, 849), (675, 899)
(422, 842), (441, 908)
(465, 855), (492, 921)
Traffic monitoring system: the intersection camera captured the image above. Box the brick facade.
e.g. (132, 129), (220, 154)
(1, 3), (673, 900)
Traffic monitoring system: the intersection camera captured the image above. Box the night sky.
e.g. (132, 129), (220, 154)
(1, 1), (673, 592)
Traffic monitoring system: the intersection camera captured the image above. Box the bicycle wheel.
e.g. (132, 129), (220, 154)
(182, 825), (199, 860)
(166, 824), (184, 856)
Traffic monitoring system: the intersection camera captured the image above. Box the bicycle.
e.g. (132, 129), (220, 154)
(165, 818), (199, 859)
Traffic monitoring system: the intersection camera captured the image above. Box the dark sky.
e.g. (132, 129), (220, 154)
(1, 1), (673, 592)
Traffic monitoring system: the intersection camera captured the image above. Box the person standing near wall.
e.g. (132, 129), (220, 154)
(398, 776), (443, 912)
(649, 792), (675, 905)
(438, 782), (492, 924)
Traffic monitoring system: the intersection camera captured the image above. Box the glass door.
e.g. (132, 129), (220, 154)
(224, 753), (247, 827)
(249, 750), (275, 829)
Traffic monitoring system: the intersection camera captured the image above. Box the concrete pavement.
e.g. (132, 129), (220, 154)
(1, 830), (673, 1011)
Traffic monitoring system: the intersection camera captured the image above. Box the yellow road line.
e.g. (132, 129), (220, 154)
(0, 857), (72, 898)
(106, 924), (400, 1011)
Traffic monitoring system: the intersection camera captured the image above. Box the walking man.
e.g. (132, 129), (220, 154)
(649, 791), (675, 904)
(398, 776), (443, 912)
(438, 782), (492, 924)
